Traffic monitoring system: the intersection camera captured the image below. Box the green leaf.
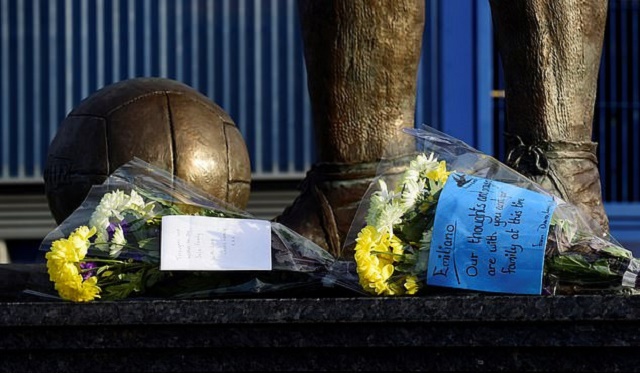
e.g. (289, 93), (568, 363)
(102, 283), (138, 300)
(144, 268), (167, 289)
(397, 205), (435, 245)
(601, 245), (633, 260)
(137, 237), (157, 250)
(545, 254), (620, 283)
(96, 265), (111, 275)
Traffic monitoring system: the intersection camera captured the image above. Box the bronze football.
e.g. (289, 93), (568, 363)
(44, 77), (251, 224)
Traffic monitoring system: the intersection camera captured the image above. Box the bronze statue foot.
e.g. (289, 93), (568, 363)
(507, 138), (609, 232)
(274, 157), (412, 260)
(274, 162), (379, 259)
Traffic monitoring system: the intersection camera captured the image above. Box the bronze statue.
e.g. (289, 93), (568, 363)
(277, 0), (610, 258)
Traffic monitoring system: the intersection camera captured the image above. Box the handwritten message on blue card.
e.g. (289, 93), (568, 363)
(426, 173), (557, 294)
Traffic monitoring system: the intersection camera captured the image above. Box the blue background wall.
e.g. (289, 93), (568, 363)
(0, 0), (638, 249)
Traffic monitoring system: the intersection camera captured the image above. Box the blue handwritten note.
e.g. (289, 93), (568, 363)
(427, 173), (557, 294)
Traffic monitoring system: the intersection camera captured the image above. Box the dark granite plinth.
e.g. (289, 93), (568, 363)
(2, 264), (640, 372)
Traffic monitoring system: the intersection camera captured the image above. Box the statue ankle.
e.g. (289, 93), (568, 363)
(507, 138), (609, 232)
(275, 157), (410, 259)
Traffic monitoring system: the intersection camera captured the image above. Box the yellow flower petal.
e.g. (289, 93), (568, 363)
(45, 227), (101, 302)
(404, 276), (420, 295)
(380, 264), (394, 281)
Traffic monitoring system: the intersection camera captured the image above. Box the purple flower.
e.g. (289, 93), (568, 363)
(107, 220), (130, 241)
(79, 262), (97, 280)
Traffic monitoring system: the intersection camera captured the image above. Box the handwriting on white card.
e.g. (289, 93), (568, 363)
(160, 215), (272, 271)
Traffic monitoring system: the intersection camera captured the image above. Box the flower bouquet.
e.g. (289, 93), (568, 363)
(346, 125), (640, 296)
(39, 158), (360, 302)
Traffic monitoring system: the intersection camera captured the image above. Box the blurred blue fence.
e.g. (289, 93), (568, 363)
(596, 0), (640, 204)
(0, 0), (638, 246)
(0, 0), (315, 181)
(0, 0), (485, 182)
(0, 0), (492, 182)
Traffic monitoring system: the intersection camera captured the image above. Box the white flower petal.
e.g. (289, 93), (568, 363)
(109, 225), (127, 258)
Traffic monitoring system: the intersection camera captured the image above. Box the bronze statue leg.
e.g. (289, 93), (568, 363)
(489, 0), (610, 232)
(275, 0), (425, 258)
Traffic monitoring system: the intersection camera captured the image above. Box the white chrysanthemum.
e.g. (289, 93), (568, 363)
(374, 202), (405, 236)
(366, 153), (445, 236)
(89, 189), (155, 253)
(402, 168), (420, 185)
(109, 225), (127, 257)
(366, 180), (398, 227)
(395, 152), (445, 206)
(376, 179), (397, 204)
(91, 191), (129, 227)
(400, 178), (426, 210)
(90, 191), (129, 250)
(101, 190), (131, 218)
(127, 189), (145, 207)
(407, 153), (439, 179)
(126, 190), (157, 217)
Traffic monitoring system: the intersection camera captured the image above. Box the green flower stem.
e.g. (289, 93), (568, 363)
(84, 258), (127, 264)
(370, 250), (404, 258)
(91, 240), (159, 258)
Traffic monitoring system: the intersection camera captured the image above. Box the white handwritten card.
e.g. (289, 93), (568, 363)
(160, 215), (272, 271)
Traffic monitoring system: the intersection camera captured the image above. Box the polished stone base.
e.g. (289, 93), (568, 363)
(2, 264), (640, 372)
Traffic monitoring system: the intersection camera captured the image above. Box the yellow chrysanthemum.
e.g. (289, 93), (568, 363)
(55, 275), (101, 303)
(426, 160), (450, 185)
(373, 280), (391, 295)
(46, 239), (81, 264)
(52, 262), (80, 283)
(68, 226), (97, 258)
(404, 276), (420, 295)
(45, 226), (101, 302)
(390, 238), (404, 256)
(354, 225), (407, 296)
